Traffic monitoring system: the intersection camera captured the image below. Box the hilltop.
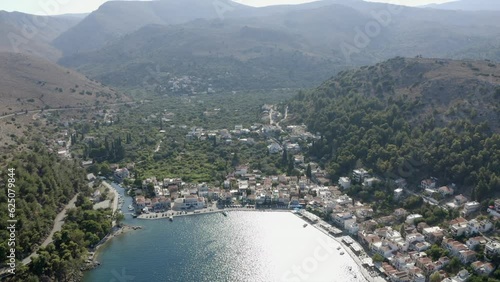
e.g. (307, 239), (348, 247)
(0, 52), (127, 115)
(289, 57), (500, 195)
(300, 57), (500, 130)
(424, 0), (500, 11)
(52, 0), (252, 56)
(0, 11), (80, 61)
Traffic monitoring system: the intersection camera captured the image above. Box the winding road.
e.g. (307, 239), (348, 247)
(0, 193), (80, 277)
(0, 101), (138, 121)
(21, 193), (80, 265)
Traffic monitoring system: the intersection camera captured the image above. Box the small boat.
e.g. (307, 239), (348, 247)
(303, 224), (308, 228)
(337, 247), (341, 250)
(222, 211), (228, 217)
(348, 266), (352, 271)
(340, 252), (345, 255)
(132, 214), (137, 218)
(128, 205), (134, 211)
(169, 216), (173, 221)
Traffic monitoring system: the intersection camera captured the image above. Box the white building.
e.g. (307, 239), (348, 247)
(338, 177), (351, 190)
(352, 168), (369, 183)
(331, 212), (356, 229)
(467, 219), (493, 235)
(485, 241), (500, 256)
(462, 201), (481, 216)
(363, 177), (380, 187)
(394, 188), (404, 199)
(450, 220), (469, 237)
(406, 214), (423, 225)
(442, 270), (470, 282)
(336, 195), (352, 206)
(173, 196), (206, 210)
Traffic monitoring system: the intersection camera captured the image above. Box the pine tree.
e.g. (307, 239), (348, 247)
(281, 147), (288, 167)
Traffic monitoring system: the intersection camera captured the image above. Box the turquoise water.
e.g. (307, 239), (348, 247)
(83, 184), (367, 282)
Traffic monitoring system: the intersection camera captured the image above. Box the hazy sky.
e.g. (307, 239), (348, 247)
(0, 0), (455, 15)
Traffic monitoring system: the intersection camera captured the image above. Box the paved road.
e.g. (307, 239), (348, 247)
(0, 101), (138, 121)
(102, 181), (120, 226)
(19, 193), (79, 265)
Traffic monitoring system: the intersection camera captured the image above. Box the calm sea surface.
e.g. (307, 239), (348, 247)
(83, 184), (367, 282)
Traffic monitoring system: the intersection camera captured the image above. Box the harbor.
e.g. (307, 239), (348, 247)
(92, 182), (382, 282)
(84, 210), (368, 282)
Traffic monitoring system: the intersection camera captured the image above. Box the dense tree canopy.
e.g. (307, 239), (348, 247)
(290, 58), (500, 197)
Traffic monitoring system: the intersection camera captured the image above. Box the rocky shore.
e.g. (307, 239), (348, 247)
(83, 224), (142, 271)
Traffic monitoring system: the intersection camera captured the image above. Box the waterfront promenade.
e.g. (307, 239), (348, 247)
(136, 205), (290, 219)
(295, 214), (387, 282)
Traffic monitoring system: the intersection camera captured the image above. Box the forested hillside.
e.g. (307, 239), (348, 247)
(290, 57), (500, 199)
(0, 148), (91, 271)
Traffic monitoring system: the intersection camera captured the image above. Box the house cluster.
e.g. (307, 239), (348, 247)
(336, 168), (382, 189)
(331, 202), (500, 282)
(416, 178), (485, 218)
(225, 165), (310, 207)
(133, 177), (214, 213)
(184, 122), (314, 153)
(165, 74), (209, 95)
(487, 199), (500, 217)
(44, 129), (71, 158)
(185, 125), (255, 144)
(296, 169), (500, 282)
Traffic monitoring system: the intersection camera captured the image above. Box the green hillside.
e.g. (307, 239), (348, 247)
(289, 57), (500, 199)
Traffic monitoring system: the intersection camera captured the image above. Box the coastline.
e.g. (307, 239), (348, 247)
(88, 182), (142, 269)
(292, 213), (387, 282)
(139, 207), (384, 281)
(136, 206), (290, 219)
(98, 181), (382, 281)
(86, 224), (142, 269)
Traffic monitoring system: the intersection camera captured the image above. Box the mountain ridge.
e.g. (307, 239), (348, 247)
(423, 0), (500, 11)
(57, 1), (500, 92)
(0, 11), (81, 61)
